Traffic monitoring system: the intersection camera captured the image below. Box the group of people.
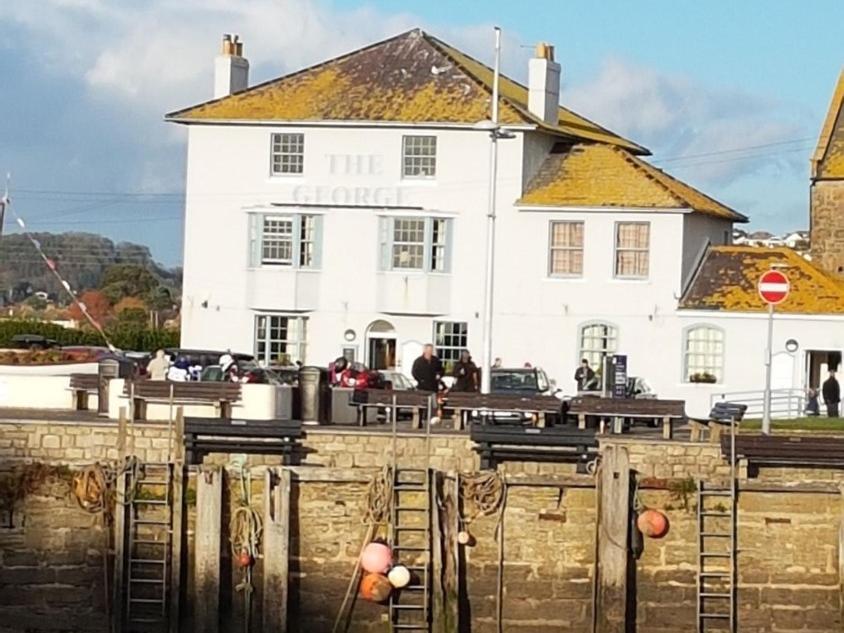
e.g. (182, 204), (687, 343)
(145, 349), (242, 383)
(806, 370), (840, 418)
(411, 344), (480, 393)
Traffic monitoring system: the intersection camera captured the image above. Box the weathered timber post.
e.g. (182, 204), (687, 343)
(596, 444), (631, 633)
(194, 465), (223, 633)
(262, 467), (292, 633)
(169, 407), (186, 633)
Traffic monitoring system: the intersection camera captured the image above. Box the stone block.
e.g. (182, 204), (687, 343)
(41, 435), (61, 449)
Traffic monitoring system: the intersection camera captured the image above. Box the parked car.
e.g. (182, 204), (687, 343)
(379, 370), (415, 391)
(164, 348), (254, 368)
(201, 360), (283, 384)
(490, 367), (563, 399)
(9, 334), (59, 350)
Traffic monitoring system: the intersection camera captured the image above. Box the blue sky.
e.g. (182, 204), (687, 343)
(0, 0), (841, 266)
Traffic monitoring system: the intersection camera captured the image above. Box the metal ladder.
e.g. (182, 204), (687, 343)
(696, 417), (738, 632)
(388, 394), (434, 632)
(124, 462), (174, 632)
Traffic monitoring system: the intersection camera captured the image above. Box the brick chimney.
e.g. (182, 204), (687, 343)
(214, 34), (249, 99)
(527, 42), (561, 124)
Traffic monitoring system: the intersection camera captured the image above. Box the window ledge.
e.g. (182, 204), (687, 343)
(545, 275), (586, 282)
(398, 178), (438, 186)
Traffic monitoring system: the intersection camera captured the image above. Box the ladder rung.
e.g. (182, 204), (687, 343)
(701, 512), (732, 517)
(392, 604), (426, 610)
(700, 532), (731, 537)
(395, 526), (428, 531)
(700, 613), (730, 619)
(132, 539), (169, 545)
(396, 507), (429, 511)
(138, 479), (169, 485)
(133, 520), (171, 526)
(129, 578), (165, 584)
(133, 499), (169, 506)
(131, 559), (166, 565)
(699, 490), (731, 496)
(129, 617), (165, 623)
(393, 545), (428, 552)
(700, 553), (731, 558)
(391, 625), (431, 630)
(129, 597), (166, 604)
(699, 571), (731, 577)
(394, 484), (428, 490)
(700, 592), (731, 598)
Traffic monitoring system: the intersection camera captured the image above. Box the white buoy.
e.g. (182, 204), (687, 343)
(388, 564), (411, 589)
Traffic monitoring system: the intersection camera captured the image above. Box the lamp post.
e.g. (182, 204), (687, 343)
(476, 27), (514, 395)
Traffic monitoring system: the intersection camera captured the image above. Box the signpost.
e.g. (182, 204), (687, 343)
(758, 269), (790, 434)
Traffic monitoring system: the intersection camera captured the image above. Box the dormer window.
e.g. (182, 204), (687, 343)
(271, 133), (304, 175)
(402, 135), (437, 178)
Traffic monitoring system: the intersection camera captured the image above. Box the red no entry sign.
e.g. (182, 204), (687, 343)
(758, 269), (790, 305)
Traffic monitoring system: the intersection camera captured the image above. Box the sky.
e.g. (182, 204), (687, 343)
(0, 0), (841, 266)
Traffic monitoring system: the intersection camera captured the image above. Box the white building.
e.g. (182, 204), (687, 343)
(167, 30), (844, 418)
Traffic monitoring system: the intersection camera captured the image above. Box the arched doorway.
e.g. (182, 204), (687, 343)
(366, 319), (397, 370)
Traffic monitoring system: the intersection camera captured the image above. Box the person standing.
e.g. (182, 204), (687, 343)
(822, 370), (840, 418)
(574, 359), (596, 392)
(452, 351), (479, 392)
(146, 349), (169, 381)
(412, 344), (442, 392)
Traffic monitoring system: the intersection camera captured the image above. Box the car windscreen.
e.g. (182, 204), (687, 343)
(491, 371), (538, 391)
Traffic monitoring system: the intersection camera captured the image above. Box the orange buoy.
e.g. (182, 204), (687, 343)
(637, 509), (670, 539)
(236, 549), (253, 567)
(361, 541), (393, 574)
(360, 572), (392, 602)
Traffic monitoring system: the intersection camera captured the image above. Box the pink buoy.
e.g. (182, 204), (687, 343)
(361, 541), (393, 574)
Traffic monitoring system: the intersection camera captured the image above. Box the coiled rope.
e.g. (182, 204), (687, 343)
(458, 471), (505, 527)
(230, 465), (263, 633)
(72, 456), (142, 516)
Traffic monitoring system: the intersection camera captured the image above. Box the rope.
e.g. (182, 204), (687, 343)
(331, 466), (394, 633)
(229, 466), (262, 633)
(458, 471), (505, 528)
(71, 456), (142, 515)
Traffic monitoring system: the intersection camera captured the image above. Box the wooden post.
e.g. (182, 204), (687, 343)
(662, 415), (673, 440)
(595, 444), (630, 633)
(263, 468), (292, 633)
(412, 408), (421, 430)
(169, 408), (185, 633)
(194, 466), (223, 633)
(111, 467), (127, 633)
(431, 471), (444, 633)
(838, 486), (844, 629)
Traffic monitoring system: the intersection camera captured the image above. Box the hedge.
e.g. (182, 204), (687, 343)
(0, 319), (180, 352)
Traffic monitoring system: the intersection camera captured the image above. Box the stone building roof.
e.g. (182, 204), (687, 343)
(680, 246), (844, 314)
(166, 29), (647, 154)
(518, 143), (747, 222)
(812, 69), (844, 180)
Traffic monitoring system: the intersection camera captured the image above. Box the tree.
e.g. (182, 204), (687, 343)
(100, 264), (159, 304)
(114, 296), (148, 327)
(68, 290), (112, 325)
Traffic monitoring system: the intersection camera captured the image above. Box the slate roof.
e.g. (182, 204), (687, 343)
(518, 143), (747, 222)
(680, 246), (844, 314)
(812, 69), (844, 180)
(166, 29), (647, 154)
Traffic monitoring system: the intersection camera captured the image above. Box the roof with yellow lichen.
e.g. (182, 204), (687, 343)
(518, 143), (747, 222)
(165, 29), (647, 154)
(812, 69), (844, 180)
(680, 246), (844, 314)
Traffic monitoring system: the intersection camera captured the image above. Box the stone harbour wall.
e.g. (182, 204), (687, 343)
(2, 417), (844, 632)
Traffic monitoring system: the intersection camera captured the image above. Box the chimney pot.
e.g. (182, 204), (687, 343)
(528, 41), (561, 124)
(214, 33), (249, 98)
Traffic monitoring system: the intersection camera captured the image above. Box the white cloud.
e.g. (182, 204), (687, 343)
(566, 57), (813, 186)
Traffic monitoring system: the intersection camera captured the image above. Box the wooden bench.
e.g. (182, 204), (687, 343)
(124, 381), (243, 420)
(183, 417), (303, 465)
(567, 396), (686, 439)
(351, 389), (436, 428)
(470, 423), (599, 470)
(721, 434), (844, 471)
(690, 402), (748, 443)
(69, 373), (99, 411)
(443, 392), (563, 430)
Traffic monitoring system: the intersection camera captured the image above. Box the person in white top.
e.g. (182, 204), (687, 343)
(146, 349), (169, 381)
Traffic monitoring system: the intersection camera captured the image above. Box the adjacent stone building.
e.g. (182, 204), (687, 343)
(811, 69), (844, 276)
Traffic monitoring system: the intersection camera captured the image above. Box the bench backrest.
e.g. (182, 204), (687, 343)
(184, 417), (302, 438)
(722, 434), (844, 463)
(69, 373), (99, 390)
(470, 424), (598, 447)
(126, 380), (243, 401)
(445, 392), (561, 413)
(355, 389), (435, 407)
(568, 396), (685, 418)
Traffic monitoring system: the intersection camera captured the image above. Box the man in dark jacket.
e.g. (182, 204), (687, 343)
(452, 350), (479, 392)
(822, 370), (840, 418)
(412, 344), (442, 392)
(574, 359), (596, 392)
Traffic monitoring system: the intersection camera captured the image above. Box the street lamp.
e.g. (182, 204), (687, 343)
(475, 27), (515, 395)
